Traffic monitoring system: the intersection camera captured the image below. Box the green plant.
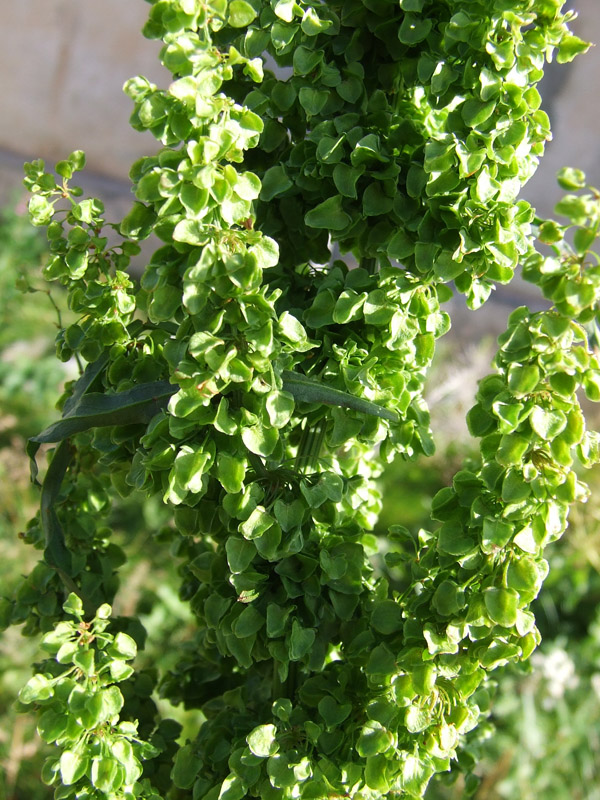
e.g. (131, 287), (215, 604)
(16, 592), (171, 799)
(0, 200), (70, 442)
(374, 355), (600, 800)
(3, 1), (599, 799)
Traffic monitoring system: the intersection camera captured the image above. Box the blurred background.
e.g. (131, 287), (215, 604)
(1, 2), (600, 798)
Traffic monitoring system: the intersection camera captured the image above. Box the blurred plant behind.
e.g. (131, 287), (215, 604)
(1, 198), (600, 799)
(0, 196), (65, 800)
(0, 200), (68, 438)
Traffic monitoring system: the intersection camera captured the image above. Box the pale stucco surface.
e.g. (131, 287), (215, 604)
(523, 0), (600, 217)
(0, 0), (167, 183)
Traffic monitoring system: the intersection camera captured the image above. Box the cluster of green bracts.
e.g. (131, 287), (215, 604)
(17, 595), (164, 799)
(5, 1), (598, 798)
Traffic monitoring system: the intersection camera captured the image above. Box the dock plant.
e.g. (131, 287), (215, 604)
(4, 1), (599, 798)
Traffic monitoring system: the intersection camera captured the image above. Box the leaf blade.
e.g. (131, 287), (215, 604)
(282, 371), (397, 422)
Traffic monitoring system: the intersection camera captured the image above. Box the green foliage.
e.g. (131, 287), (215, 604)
(3, 1), (598, 799)
(17, 594), (161, 799)
(0, 201), (69, 440)
(426, 497), (600, 800)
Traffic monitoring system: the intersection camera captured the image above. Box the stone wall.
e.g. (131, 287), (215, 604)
(523, 0), (600, 217)
(0, 0), (166, 185)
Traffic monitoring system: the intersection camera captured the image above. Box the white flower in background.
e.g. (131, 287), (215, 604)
(591, 673), (600, 701)
(531, 646), (579, 708)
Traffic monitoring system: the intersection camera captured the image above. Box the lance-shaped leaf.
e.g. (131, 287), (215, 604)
(31, 381), (175, 445)
(281, 371), (398, 422)
(40, 440), (79, 596)
(28, 353), (110, 483)
(62, 352), (110, 416)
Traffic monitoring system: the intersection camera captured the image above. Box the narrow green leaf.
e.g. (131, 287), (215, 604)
(28, 351), (110, 483)
(282, 371), (397, 422)
(32, 382), (174, 444)
(40, 441), (78, 593)
(63, 352), (110, 416)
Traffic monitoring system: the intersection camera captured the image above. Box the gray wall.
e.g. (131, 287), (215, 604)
(0, 0), (166, 183)
(523, 0), (600, 217)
